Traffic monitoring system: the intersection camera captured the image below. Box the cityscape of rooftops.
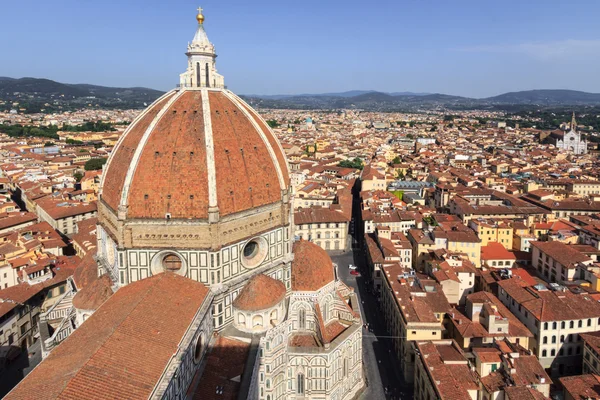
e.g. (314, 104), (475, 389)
(1, 2), (600, 400)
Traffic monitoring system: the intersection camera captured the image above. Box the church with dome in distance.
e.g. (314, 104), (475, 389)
(6, 7), (364, 400)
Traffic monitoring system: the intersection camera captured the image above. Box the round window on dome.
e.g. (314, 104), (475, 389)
(163, 254), (183, 272)
(241, 237), (268, 269)
(244, 241), (259, 259)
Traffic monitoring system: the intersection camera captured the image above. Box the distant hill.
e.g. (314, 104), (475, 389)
(3, 77), (600, 112)
(248, 90), (431, 100)
(0, 77), (165, 111)
(484, 89), (600, 105)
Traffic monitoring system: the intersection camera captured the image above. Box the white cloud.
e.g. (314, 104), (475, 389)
(453, 39), (600, 59)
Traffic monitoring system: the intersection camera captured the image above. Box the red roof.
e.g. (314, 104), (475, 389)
(102, 90), (289, 220)
(292, 240), (335, 291)
(6, 273), (211, 400)
(233, 274), (286, 311)
(481, 242), (517, 261)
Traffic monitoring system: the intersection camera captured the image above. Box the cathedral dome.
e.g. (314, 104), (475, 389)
(100, 9), (289, 222)
(291, 240), (335, 291)
(101, 89), (289, 220)
(233, 274), (286, 311)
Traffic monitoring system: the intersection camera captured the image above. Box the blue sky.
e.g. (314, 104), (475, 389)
(2, 0), (600, 97)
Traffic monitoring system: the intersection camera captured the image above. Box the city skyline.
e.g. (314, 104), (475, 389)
(3, 0), (600, 97)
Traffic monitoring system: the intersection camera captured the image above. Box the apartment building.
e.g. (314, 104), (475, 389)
(498, 278), (600, 376)
(530, 241), (593, 284)
(378, 266), (451, 382)
(446, 291), (533, 350)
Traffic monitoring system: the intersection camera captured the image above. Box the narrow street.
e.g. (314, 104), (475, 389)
(331, 249), (412, 400)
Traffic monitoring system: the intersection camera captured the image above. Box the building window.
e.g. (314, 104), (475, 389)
(552, 336), (556, 344)
(193, 333), (204, 364)
(551, 349), (556, 356)
(297, 373), (305, 394)
(542, 350), (547, 357)
(543, 336), (547, 344)
(299, 308), (306, 330)
(163, 254), (182, 272)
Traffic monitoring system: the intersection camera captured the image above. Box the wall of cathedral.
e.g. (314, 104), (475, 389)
(252, 281), (364, 400)
(254, 319), (363, 400)
(556, 130), (588, 155)
(97, 225), (290, 286)
(156, 294), (214, 399)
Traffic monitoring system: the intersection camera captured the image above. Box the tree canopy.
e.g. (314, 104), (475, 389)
(84, 157), (107, 171)
(338, 157), (364, 170)
(266, 119), (280, 128)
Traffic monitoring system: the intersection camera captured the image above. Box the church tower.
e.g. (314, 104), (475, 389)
(179, 7), (225, 88)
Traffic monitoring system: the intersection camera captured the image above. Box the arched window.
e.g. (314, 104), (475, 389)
(297, 373), (305, 394)
(544, 322), (548, 330)
(196, 62), (201, 87)
(252, 315), (263, 328)
(553, 322), (557, 329)
(205, 63), (210, 88)
(542, 349), (547, 357)
(588, 319), (592, 327)
(299, 308), (306, 330)
(579, 320), (583, 328)
(543, 336), (547, 344)
(570, 321), (574, 329)
(560, 335), (565, 343)
(561, 321), (565, 329)
(551, 349), (556, 356)
(552, 336), (556, 344)
(238, 313), (246, 325)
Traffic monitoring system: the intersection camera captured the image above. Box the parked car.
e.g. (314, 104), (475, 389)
(348, 264), (357, 271)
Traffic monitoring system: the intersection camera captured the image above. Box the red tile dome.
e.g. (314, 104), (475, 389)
(233, 274), (286, 311)
(100, 89), (289, 220)
(291, 240), (335, 291)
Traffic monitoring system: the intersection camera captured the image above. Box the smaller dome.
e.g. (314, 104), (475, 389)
(292, 240), (335, 291)
(233, 274), (286, 311)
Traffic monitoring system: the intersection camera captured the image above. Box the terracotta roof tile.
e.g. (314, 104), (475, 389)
(6, 273), (210, 400)
(291, 240), (335, 291)
(233, 274), (286, 311)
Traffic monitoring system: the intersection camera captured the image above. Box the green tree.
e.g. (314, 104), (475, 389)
(406, 133), (414, 140)
(74, 171), (84, 182)
(84, 158), (107, 171)
(266, 119), (280, 128)
(392, 156), (401, 164)
(338, 157), (364, 170)
(66, 138), (84, 145)
(44, 141), (55, 147)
